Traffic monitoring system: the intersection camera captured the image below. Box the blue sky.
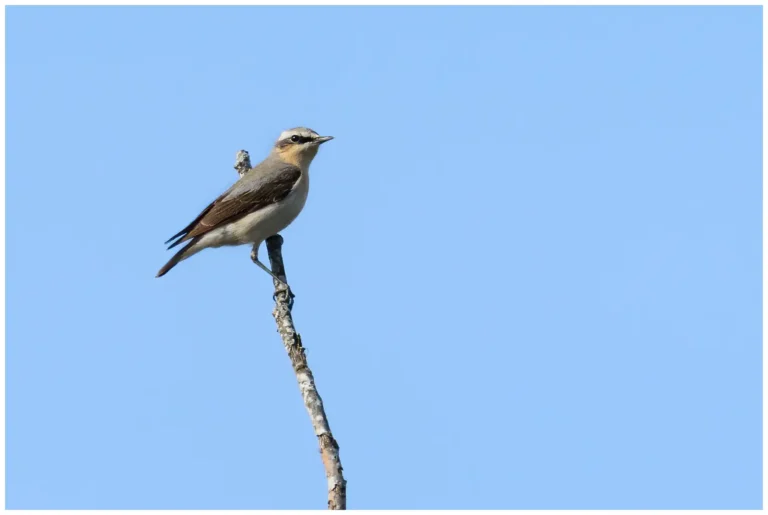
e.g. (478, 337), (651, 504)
(6, 5), (762, 510)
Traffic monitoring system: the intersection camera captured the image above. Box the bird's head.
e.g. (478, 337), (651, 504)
(273, 127), (334, 167)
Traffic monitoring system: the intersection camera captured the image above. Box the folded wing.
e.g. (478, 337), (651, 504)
(165, 163), (302, 250)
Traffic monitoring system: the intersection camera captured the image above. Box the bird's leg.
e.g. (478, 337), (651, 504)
(251, 244), (295, 308)
(250, 246), (286, 286)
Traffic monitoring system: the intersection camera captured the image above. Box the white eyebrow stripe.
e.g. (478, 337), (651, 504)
(277, 127), (319, 141)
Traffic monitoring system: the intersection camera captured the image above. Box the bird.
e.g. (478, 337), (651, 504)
(156, 127), (333, 284)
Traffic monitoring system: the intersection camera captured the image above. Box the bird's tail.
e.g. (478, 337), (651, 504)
(156, 237), (201, 278)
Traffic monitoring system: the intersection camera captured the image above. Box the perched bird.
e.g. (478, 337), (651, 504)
(156, 127), (333, 282)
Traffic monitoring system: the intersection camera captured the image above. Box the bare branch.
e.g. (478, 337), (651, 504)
(235, 149), (347, 509)
(266, 235), (347, 510)
(234, 150), (251, 177)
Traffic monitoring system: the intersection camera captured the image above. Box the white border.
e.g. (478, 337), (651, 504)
(1, 0), (766, 5)
(1, 1), (763, 513)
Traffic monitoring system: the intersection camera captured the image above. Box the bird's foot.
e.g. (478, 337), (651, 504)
(273, 283), (295, 309)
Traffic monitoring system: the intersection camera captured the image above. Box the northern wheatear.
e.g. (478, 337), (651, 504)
(156, 127), (333, 282)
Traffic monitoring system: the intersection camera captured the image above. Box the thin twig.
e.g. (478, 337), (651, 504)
(266, 235), (347, 510)
(234, 149), (347, 510)
(234, 149), (251, 177)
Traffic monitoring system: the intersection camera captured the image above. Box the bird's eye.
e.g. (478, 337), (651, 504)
(290, 135), (300, 142)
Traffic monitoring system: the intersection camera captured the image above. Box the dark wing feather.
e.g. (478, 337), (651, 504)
(164, 196), (220, 246)
(165, 164), (301, 249)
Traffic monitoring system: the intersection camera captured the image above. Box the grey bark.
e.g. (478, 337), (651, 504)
(234, 149), (347, 510)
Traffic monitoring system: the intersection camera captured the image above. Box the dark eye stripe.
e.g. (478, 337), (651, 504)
(278, 135), (314, 148)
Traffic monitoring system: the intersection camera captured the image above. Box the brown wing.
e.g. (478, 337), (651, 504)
(165, 165), (301, 249)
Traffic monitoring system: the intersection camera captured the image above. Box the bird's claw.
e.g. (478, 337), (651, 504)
(273, 284), (295, 309)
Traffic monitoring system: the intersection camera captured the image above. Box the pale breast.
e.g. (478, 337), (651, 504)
(197, 171), (309, 249)
(241, 171), (309, 243)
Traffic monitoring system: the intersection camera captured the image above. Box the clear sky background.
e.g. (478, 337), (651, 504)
(6, 5), (762, 510)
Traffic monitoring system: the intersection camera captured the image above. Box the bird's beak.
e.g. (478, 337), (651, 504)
(315, 136), (334, 144)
